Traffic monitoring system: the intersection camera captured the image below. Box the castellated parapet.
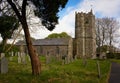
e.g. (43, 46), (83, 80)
(75, 10), (96, 59)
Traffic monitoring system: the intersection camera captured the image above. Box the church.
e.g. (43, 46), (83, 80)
(16, 10), (96, 59)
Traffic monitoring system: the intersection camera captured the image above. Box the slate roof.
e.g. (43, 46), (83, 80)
(15, 38), (70, 46)
(15, 40), (25, 45)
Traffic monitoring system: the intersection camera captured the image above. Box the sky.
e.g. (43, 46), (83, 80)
(30, 0), (120, 39)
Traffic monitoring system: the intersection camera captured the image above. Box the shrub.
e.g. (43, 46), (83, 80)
(106, 53), (115, 59)
(114, 53), (120, 59)
(106, 53), (120, 59)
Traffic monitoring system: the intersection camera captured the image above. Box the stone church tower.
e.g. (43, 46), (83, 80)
(75, 10), (96, 58)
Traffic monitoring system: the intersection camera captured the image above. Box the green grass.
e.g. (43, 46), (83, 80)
(0, 56), (111, 83)
(109, 59), (120, 64)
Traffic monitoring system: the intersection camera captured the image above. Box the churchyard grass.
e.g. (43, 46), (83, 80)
(110, 59), (120, 63)
(0, 56), (111, 83)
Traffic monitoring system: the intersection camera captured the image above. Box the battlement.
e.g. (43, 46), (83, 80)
(75, 9), (94, 17)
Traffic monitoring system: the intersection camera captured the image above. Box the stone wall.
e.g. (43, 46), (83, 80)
(35, 45), (68, 56)
(18, 38), (73, 58)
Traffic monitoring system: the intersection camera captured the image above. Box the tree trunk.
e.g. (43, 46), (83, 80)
(22, 20), (41, 75)
(6, 0), (41, 75)
(2, 38), (7, 52)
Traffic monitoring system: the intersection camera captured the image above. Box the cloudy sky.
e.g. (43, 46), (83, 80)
(31, 0), (120, 39)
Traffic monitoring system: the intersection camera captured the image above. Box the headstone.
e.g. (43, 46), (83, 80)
(11, 51), (14, 56)
(46, 55), (50, 64)
(9, 52), (15, 61)
(27, 55), (30, 62)
(18, 52), (21, 63)
(0, 53), (8, 74)
(100, 52), (106, 59)
(73, 55), (76, 60)
(9, 56), (13, 61)
(65, 57), (67, 64)
(74, 55), (77, 60)
(70, 56), (74, 62)
(62, 55), (66, 65)
(1, 53), (5, 59)
(56, 54), (59, 61)
(21, 52), (26, 64)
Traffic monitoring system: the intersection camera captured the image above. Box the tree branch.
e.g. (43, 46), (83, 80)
(6, 28), (23, 52)
(7, 0), (22, 22)
(22, 0), (27, 20)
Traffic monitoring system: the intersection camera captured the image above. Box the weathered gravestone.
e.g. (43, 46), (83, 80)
(56, 54), (60, 61)
(27, 55), (30, 62)
(46, 55), (51, 64)
(100, 52), (106, 59)
(62, 55), (67, 65)
(9, 56), (13, 61)
(18, 52), (26, 64)
(0, 53), (8, 74)
(74, 55), (77, 60)
(11, 51), (14, 56)
(18, 52), (21, 63)
(9, 51), (14, 61)
(21, 52), (26, 64)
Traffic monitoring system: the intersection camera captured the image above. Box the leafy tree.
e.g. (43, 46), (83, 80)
(46, 32), (71, 39)
(0, 15), (19, 52)
(47, 33), (59, 38)
(60, 32), (71, 38)
(1, 0), (68, 75)
(96, 45), (117, 53)
(0, 44), (19, 53)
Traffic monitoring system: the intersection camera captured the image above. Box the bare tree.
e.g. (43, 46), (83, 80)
(104, 18), (119, 46)
(96, 17), (120, 53)
(96, 18), (102, 54)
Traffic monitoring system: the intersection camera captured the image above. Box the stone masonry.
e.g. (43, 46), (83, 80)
(75, 10), (96, 58)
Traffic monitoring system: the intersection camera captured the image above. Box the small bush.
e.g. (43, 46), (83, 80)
(106, 53), (115, 59)
(106, 53), (120, 59)
(114, 53), (120, 59)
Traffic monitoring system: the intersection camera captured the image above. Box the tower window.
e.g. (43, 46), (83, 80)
(85, 19), (89, 24)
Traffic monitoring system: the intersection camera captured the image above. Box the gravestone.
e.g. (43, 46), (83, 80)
(100, 52), (106, 59)
(62, 55), (66, 65)
(0, 53), (8, 74)
(65, 57), (68, 64)
(9, 51), (14, 61)
(20, 45), (26, 64)
(27, 55), (30, 62)
(46, 55), (51, 64)
(70, 56), (74, 62)
(9, 56), (13, 61)
(74, 55), (77, 60)
(21, 52), (26, 64)
(11, 51), (14, 56)
(57, 54), (62, 62)
(18, 54), (21, 63)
